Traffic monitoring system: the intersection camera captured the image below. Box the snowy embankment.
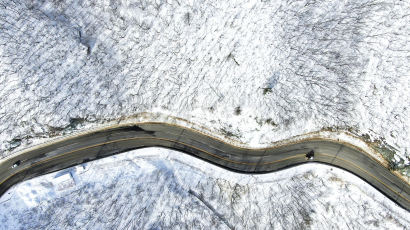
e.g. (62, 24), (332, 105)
(0, 0), (409, 174)
(0, 148), (408, 229)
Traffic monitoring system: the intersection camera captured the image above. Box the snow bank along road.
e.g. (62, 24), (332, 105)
(0, 122), (409, 211)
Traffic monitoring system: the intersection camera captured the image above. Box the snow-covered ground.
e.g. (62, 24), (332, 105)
(0, 147), (408, 229)
(0, 1), (409, 228)
(0, 0), (409, 171)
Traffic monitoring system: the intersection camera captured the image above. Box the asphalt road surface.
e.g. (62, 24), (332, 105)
(0, 122), (409, 210)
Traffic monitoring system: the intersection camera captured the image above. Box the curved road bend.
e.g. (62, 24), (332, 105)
(0, 123), (409, 210)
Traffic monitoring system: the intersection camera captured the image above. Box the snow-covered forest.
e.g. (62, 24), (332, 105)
(1, 148), (409, 229)
(0, 0), (409, 228)
(1, 0), (409, 169)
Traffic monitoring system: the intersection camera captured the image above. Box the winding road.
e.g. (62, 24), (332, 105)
(0, 122), (409, 210)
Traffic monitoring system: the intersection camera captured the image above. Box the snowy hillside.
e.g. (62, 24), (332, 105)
(0, 0), (409, 171)
(0, 147), (408, 229)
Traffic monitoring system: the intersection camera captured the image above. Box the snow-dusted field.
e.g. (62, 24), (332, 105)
(0, 147), (408, 229)
(0, 0), (409, 170)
